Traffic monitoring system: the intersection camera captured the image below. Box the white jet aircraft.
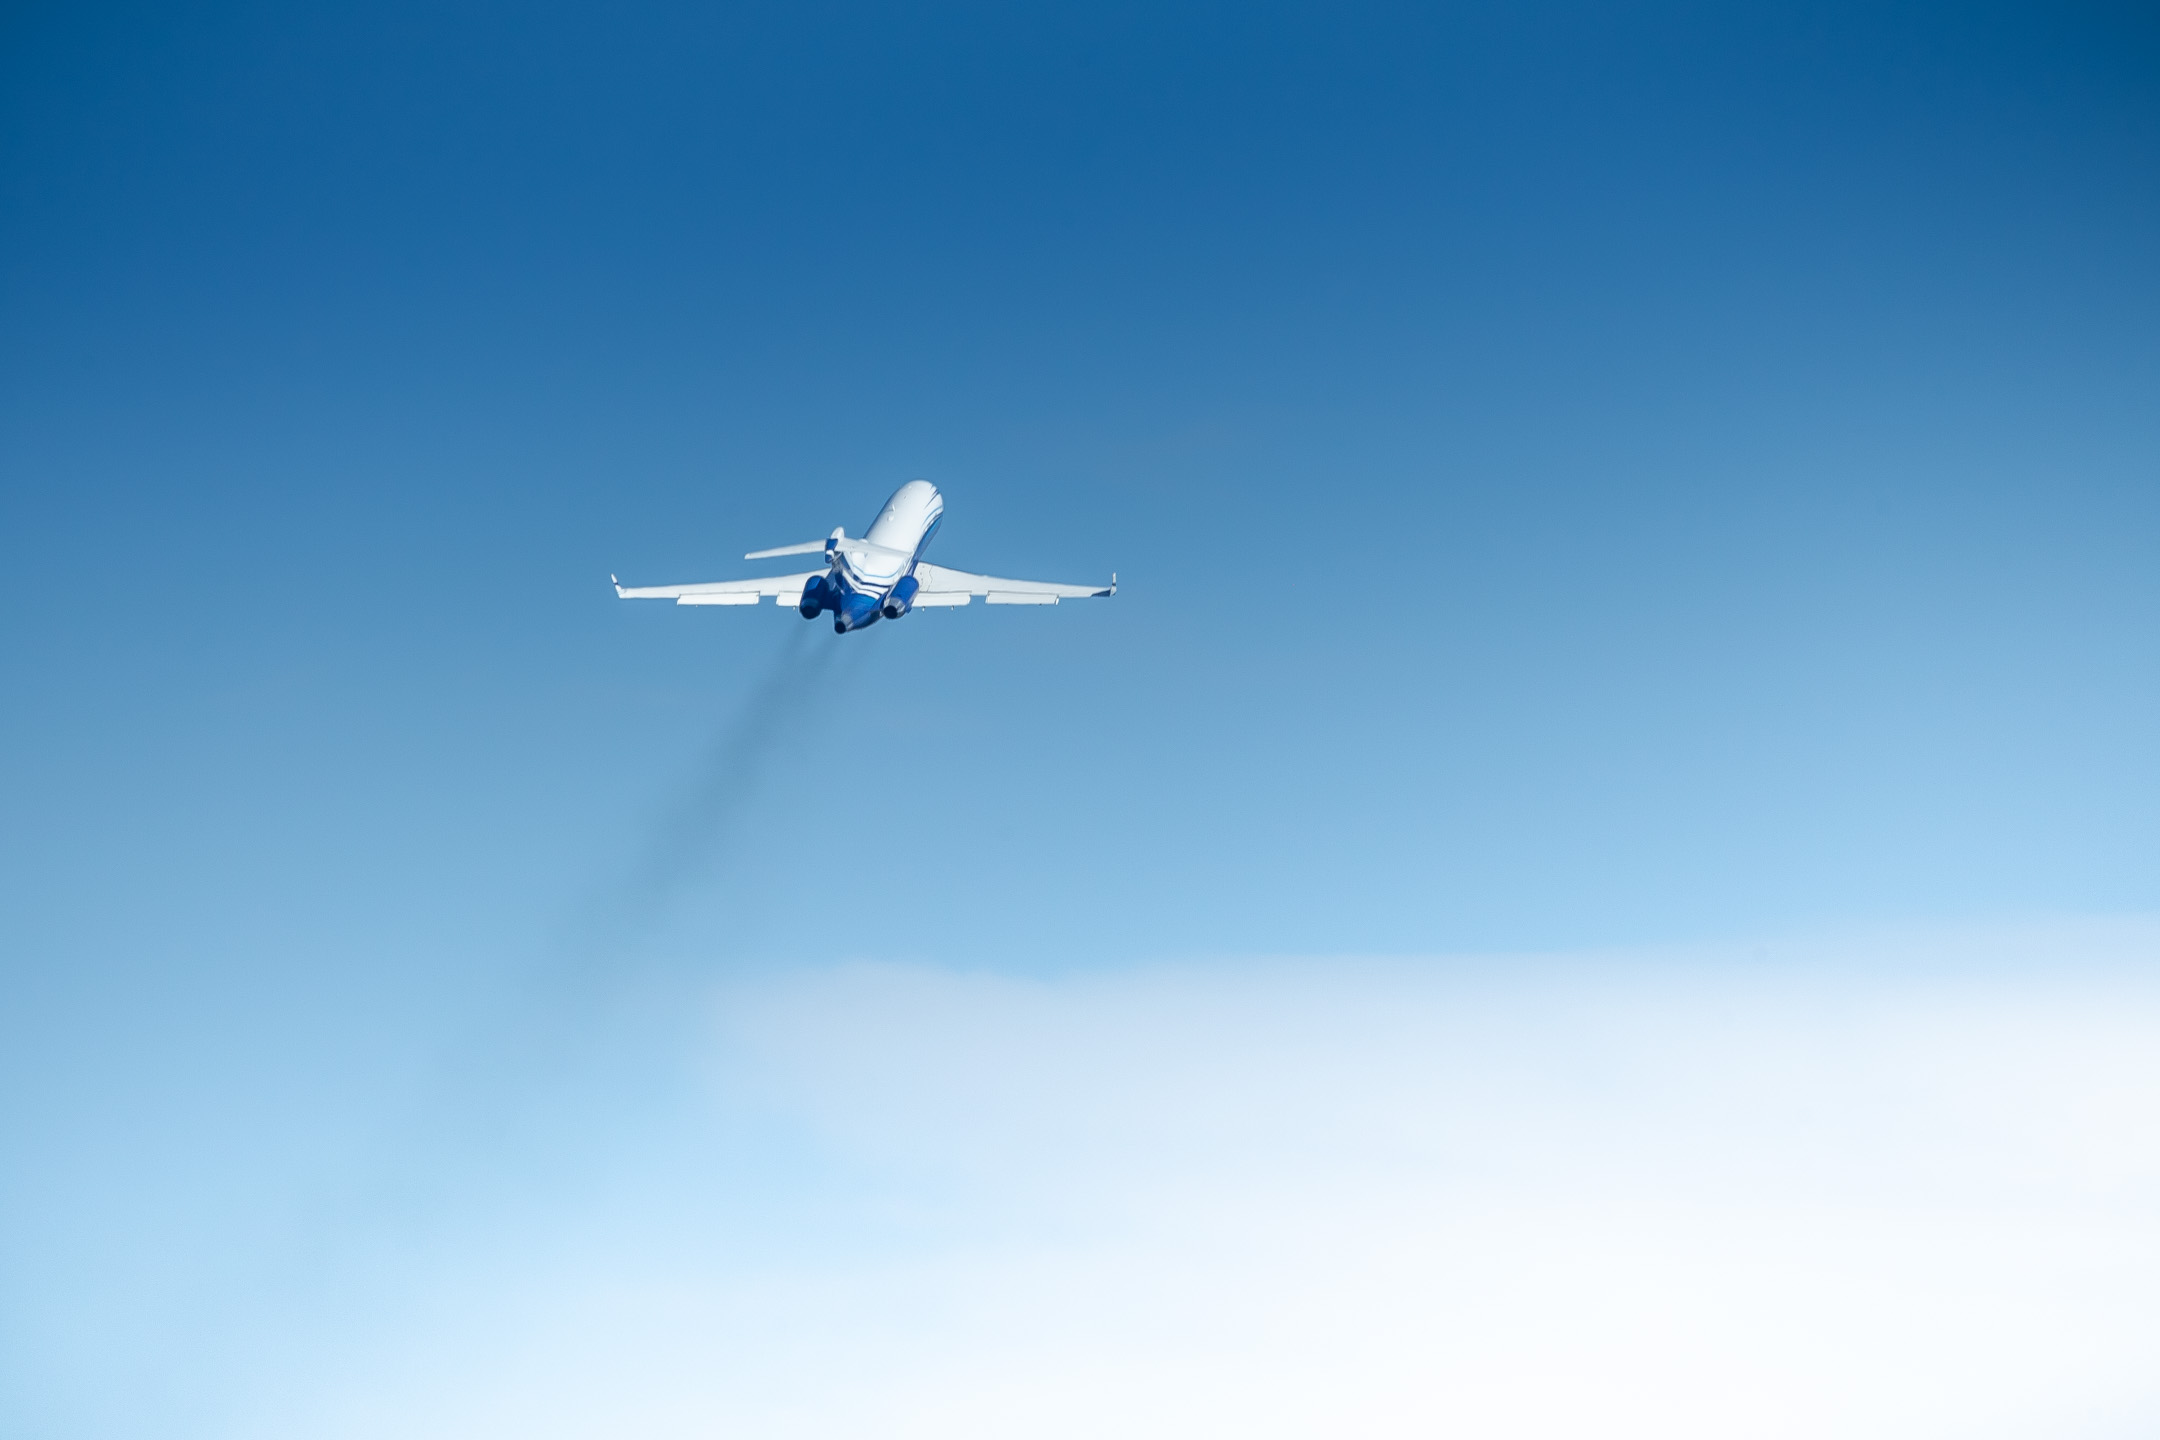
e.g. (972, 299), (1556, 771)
(612, 480), (1115, 634)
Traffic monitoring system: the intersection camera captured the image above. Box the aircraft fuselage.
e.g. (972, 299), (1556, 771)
(810, 480), (945, 633)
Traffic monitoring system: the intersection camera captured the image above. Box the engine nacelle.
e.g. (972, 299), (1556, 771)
(798, 575), (834, 619)
(880, 575), (920, 619)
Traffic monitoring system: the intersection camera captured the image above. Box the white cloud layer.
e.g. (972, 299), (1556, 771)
(257, 923), (2160, 1439)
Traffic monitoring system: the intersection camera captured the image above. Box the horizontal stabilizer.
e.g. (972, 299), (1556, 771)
(746, 531), (913, 562)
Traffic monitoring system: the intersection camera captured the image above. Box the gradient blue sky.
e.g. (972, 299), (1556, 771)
(3, 2), (2158, 1434)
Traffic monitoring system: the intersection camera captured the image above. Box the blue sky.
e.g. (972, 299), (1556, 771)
(3, 2), (2158, 1434)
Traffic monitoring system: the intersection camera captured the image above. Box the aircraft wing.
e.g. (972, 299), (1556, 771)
(910, 562), (1116, 607)
(611, 571), (820, 606)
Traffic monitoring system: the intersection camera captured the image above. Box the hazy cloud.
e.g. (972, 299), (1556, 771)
(235, 922), (2160, 1439)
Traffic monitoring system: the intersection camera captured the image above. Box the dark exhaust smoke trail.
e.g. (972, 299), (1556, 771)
(313, 626), (862, 1276)
(417, 622), (850, 1137)
(570, 621), (845, 975)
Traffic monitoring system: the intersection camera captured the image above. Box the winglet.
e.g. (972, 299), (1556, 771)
(1110, 571), (1118, 595)
(610, 572), (625, 598)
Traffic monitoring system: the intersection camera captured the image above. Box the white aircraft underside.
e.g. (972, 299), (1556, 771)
(612, 480), (1115, 633)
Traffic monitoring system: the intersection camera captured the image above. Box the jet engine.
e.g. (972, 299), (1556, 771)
(880, 575), (920, 619)
(798, 576), (833, 618)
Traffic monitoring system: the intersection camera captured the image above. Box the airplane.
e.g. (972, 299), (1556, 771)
(611, 480), (1116, 634)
